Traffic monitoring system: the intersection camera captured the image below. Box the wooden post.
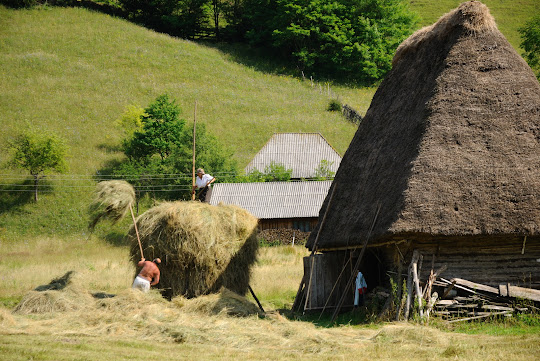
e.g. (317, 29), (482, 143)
(191, 101), (197, 200)
(412, 259), (424, 318)
(404, 249), (419, 320)
(395, 255), (403, 321)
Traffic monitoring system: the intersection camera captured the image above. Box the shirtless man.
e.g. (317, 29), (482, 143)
(132, 258), (161, 292)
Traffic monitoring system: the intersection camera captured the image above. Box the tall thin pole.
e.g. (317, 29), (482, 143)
(129, 202), (144, 259)
(191, 101), (197, 200)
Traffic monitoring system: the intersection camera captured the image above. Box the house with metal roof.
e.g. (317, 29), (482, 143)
(208, 181), (332, 231)
(244, 133), (342, 179)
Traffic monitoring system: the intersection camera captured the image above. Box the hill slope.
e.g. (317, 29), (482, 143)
(0, 2), (535, 238)
(408, 0), (537, 51)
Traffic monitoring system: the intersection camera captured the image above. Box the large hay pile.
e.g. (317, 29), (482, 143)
(127, 201), (259, 299)
(89, 180), (136, 230)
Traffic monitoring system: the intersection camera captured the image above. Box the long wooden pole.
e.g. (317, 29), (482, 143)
(300, 185), (337, 313)
(330, 203), (381, 322)
(129, 202), (144, 259)
(191, 101), (197, 200)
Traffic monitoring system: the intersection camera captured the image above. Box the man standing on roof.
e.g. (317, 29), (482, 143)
(193, 168), (215, 202)
(132, 258), (161, 292)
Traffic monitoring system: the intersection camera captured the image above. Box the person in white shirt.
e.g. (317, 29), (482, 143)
(193, 168), (215, 202)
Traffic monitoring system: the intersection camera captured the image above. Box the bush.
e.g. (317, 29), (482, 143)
(327, 99), (342, 112)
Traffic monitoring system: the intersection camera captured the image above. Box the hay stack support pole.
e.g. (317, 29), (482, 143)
(248, 285), (265, 313)
(299, 184), (337, 313)
(330, 203), (380, 323)
(129, 202), (144, 259)
(191, 101), (197, 201)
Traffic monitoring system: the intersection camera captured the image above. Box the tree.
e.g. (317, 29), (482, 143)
(238, 161), (292, 182)
(115, 94), (237, 200)
(7, 131), (68, 202)
(123, 94), (186, 162)
(313, 159), (335, 180)
(115, 104), (146, 138)
(519, 14), (540, 80)
(232, 0), (417, 83)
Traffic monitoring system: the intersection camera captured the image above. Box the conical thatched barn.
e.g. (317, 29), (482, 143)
(299, 1), (540, 311)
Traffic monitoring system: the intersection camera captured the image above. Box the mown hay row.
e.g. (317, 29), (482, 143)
(127, 201), (259, 299)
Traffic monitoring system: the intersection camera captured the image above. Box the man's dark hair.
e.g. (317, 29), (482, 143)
(153, 258), (161, 264)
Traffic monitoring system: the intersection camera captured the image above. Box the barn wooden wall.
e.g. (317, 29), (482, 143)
(302, 252), (355, 311)
(384, 236), (540, 289)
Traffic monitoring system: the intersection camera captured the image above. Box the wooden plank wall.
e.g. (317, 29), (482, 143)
(385, 236), (540, 289)
(259, 218), (318, 231)
(303, 252), (355, 310)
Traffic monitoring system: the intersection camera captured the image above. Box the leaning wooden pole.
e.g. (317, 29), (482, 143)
(299, 185), (337, 313)
(191, 101), (197, 200)
(330, 204), (381, 323)
(129, 202), (144, 259)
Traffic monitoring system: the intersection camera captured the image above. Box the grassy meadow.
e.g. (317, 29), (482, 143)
(1, 237), (540, 361)
(1, 2), (540, 360)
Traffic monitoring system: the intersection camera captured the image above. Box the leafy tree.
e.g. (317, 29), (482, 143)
(119, 0), (208, 38)
(116, 104), (146, 137)
(519, 14), (540, 79)
(238, 161), (292, 182)
(233, 0), (417, 83)
(313, 159), (335, 180)
(6, 131), (68, 202)
(123, 94), (186, 162)
(114, 94), (237, 200)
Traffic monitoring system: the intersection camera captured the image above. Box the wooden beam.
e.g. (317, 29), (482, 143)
(451, 278), (499, 295)
(499, 284), (540, 302)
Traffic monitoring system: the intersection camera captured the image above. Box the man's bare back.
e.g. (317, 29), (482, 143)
(137, 258), (161, 286)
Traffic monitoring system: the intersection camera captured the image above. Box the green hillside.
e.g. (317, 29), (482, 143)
(408, 0), (537, 51)
(0, 1), (536, 239)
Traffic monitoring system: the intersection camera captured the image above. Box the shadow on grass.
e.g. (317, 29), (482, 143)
(0, 179), (52, 214)
(201, 41), (375, 87)
(96, 143), (123, 154)
(278, 307), (374, 328)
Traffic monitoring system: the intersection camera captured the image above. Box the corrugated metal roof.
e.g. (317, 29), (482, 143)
(244, 133), (342, 179)
(208, 181), (332, 219)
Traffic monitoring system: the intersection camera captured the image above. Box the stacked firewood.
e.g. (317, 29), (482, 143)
(258, 229), (311, 245)
(432, 278), (539, 322)
(394, 250), (540, 323)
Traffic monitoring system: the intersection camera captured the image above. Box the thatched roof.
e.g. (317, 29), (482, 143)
(307, 1), (540, 250)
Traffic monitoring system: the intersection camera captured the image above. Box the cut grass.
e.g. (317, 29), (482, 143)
(1, 237), (540, 360)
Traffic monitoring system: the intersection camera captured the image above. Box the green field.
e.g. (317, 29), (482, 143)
(1, 2), (539, 359)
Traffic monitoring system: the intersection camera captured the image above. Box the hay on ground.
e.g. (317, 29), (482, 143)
(13, 271), (94, 314)
(173, 288), (263, 317)
(127, 201), (259, 299)
(89, 180), (135, 230)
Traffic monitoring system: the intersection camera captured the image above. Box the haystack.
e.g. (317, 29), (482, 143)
(13, 271), (94, 314)
(89, 180), (136, 230)
(127, 201), (259, 299)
